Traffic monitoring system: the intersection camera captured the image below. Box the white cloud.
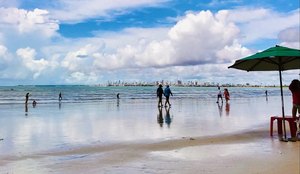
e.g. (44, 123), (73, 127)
(0, 45), (28, 79)
(66, 72), (98, 84)
(167, 10), (241, 65)
(38, 8), (252, 86)
(0, 7), (60, 55)
(278, 26), (300, 49)
(226, 8), (271, 23)
(0, 5), (298, 85)
(0, 7), (59, 37)
(16, 47), (51, 78)
(93, 10), (247, 70)
(0, 45), (9, 70)
(0, 45), (7, 57)
(62, 44), (98, 72)
(49, 0), (168, 23)
(278, 27), (300, 42)
(227, 8), (300, 44)
(216, 41), (252, 63)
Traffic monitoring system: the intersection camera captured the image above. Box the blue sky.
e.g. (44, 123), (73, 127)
(0, 0), (299, 85)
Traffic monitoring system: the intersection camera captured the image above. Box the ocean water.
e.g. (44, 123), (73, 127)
(0, 85), (292, 104)
(0, 85), (294, 159)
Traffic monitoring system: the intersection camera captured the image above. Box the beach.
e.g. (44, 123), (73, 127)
(0, 86), (299, 174)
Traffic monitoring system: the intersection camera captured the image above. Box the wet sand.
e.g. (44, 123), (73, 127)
(0, 96), (299, 174)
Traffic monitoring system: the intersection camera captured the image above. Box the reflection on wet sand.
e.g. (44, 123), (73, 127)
(157, 107), (163, 127)
(217, 102), (223, 117)
(217, 102), (231, 117)
(157, 107), (173, 128)
(117, 98), (120, 107)
(25, 104), (28, 116)
(165, 107), (172, 128)
(225, 102), (230, 116)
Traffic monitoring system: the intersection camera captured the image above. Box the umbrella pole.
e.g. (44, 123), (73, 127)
(279, 70), (288, 141)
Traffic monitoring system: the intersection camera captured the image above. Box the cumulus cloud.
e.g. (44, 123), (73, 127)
(227, 8), (300, 44)
(92, 10), (249, 70)
(62, 44), (99, 72)
(278, 27), (300, 49)
(0, 7), (58, 36)
(167, 10), (242, 64)
(278, 27), (300, 42)
(0, 7), (60, 56)
(0, 4), (298, 85)
(0, 45), (9, 70)
(65, 72), (99, 84)
(16, 47), (51, 78)
(216, 41), (252, 62)
(0, 45), (8, 57)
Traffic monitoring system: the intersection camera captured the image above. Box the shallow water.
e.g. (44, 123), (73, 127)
(0, 92), (293, 156)
(0, 85), (291, 104)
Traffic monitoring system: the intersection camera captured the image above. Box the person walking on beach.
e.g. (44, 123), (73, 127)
(157, 84), (164, 107)
(216, 86), (223, 103)
(224, 88), (230, 103)
(59, 92), (62, 101)
(25, 93), (30, 104)
(289, 79), (300, 119)
(164, 85), (173, 107)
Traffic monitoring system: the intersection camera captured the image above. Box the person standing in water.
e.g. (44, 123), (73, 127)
(25, 93), (30, 104)
(157, 84), (164, 107)
(216, 86), (223, 103)
(59, 92), (62, 101)
(32, 100), (37, 107)
(224, 88), (230, 103)
(164, 85), (173, 107)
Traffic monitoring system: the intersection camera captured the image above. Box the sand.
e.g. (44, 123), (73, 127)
(1, 125), (299, 174)
(0, 96), (300, 174)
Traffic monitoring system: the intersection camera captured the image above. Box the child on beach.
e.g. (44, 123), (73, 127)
(32, 100), (37, 107)
(216, 86), (223, 103)
(224, 88), (230, 103)
(157, 84), (164, 107)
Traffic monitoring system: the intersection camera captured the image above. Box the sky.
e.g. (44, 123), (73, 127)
(0, 0), (299, 86)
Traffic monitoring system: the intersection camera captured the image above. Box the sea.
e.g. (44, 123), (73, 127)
(0, 85), (294, 158)
(0, 85), (292, 104)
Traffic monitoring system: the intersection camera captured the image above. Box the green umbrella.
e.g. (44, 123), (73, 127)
(229, 45), (300, 141)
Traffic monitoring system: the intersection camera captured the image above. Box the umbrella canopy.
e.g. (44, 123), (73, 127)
(228, 45), (300, 141)
(228, 45), (300, 71)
